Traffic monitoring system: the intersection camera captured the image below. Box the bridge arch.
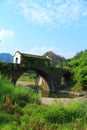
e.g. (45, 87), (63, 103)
(0, 63), (54, 91)
(0, 51), (65, 92)
(12, 51), (53, 91)
(16, 71), (49, 91)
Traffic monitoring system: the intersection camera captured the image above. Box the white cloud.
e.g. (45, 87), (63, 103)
(29, 47), (75, 58)
(63, 51), (76, 59)
(29, 47), (58, 55)
(0, 29), (14, 40)
(7, 0), (87, 27)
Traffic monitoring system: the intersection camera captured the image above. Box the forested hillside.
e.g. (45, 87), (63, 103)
(66, 50), (87, 90)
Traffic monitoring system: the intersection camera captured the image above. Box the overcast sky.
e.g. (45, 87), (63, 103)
(0, 0), (87, 58)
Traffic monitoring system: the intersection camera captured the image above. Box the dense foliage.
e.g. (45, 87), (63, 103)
(0, 75), (87, 130)
(67, 50), (87, 90)
(18, 72), (36, 83)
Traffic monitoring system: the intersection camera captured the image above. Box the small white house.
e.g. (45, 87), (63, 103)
(13, 51), (21, 64)
(13, 50), (51, 65)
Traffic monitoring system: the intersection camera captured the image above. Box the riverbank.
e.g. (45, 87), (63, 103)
(41, 90), (87, 105)
(41, 95), (87, 105)
(16, 80), (87, 106)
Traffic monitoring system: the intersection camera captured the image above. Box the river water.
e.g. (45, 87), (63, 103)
(39, 89), (81, 98)
(16, 81), (87, 99)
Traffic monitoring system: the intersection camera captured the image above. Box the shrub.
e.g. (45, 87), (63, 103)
(44, 101), (87, 124)
(0, 123), (20, 130)
(66, 101), (87, 122)
(13, 87), (40, 107)
(0, 112), (13, 123)
(44, 104), (69, 124)
(0, 75), (14, 99)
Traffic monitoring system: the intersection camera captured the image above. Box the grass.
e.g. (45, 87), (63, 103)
(17, 73), (36, 87)
(18, 73), (36, 82)
(0, 102), (87, 130)
(0, 74), (87, 130)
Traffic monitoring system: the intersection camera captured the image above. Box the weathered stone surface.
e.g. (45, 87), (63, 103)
(0, 61), (70, 92)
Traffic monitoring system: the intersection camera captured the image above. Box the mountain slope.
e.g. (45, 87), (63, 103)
(43, 51), (66, 66)
(0, 53), (13, 63)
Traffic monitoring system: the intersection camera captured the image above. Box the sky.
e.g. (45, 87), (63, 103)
(0, 0), (87, 58)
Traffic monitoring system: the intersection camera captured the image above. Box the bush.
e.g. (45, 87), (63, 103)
(66, 101), (87, 122)
(0, 74), (40, 109)
(44, 101), (87, 124)
(0, 112), (13, 123)
(0, 75), (14, 99)
(0, 123), (20, 130)
(13, 87), (40, 107)
(44, 104), (69, 124)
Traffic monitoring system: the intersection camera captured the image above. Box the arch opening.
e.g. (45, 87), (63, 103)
(61, 70), (71, 89)
(16, 71), (49, 91)
(16, 71), (36, 88)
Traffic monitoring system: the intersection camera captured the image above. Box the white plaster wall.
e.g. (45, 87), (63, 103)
(13, 52), (21, 64)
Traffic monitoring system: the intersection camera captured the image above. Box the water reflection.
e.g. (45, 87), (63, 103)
(39, 89), (78, 98)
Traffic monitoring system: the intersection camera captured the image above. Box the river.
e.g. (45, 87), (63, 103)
(16, 80), (87, 105)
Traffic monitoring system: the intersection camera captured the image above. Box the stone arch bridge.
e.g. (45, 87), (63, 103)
(0, 52), (71, 92)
